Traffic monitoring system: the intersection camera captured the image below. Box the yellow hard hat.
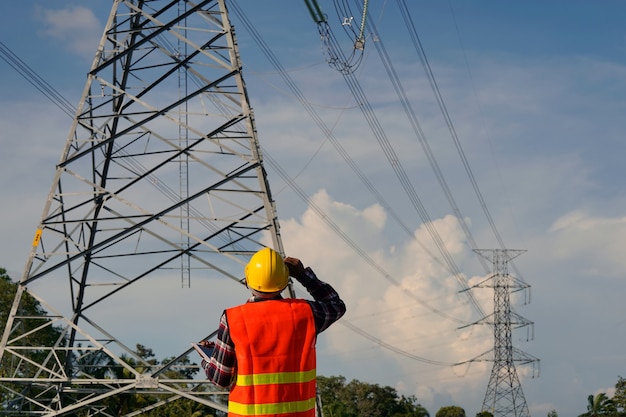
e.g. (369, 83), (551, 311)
(244, 247), (289, 293)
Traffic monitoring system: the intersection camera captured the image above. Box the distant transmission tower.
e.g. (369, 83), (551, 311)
(0, 0), (290, 415)
(462, 249), (539, 417)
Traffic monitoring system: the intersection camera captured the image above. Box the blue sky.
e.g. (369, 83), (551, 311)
(2, 1), (626, 416)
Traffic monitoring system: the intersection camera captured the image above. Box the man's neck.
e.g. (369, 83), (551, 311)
(249, 290), (283, 302)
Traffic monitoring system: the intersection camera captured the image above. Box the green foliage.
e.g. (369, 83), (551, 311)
(476, 411), (493, 417)
(0, 268), (54, 335)
(614, 376), (626, 414)
(96, 344), (218, 416)
(317, 375), (429, 417)
(0, 268), (67, 407)
(547, 410), (558, 417)
(2, 268), (219, 416)
(435, 405), (466, 417)
(579, 393), (617, 417)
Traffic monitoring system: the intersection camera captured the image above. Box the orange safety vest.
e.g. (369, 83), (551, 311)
(226, 299), (317, 417)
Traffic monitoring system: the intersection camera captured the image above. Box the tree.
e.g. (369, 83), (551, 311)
(547, 410), (558, 417)
(0, 268), (67, 408)
(94, 343), (220, 417)
(316, 375), (429, 417)
(579, 393), (617, 417)
(436, 406), (466, 417)
(476, 411), (493, 417)
(613, 377), (626, 416)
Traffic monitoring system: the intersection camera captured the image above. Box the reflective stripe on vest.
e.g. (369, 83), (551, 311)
(236, 369), (317, 386)
(227, 299), (317, 417)
(229, 397), (317, 416)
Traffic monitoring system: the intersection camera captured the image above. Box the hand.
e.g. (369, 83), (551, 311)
(284, 257), (305, 279)
(200, 340), (215, 348)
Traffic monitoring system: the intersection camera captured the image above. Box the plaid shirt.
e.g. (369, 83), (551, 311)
(203, 266), (346, 388)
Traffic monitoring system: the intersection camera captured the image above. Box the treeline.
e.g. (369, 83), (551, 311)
(317, 375), (429, 416)
(575, 385), (626, 417)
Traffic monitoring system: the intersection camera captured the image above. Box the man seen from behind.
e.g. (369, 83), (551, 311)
(200, 247), (346, 417)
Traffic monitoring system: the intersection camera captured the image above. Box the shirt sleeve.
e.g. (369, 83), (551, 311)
(203, 312), (236, 389)
(295, 266), (346, 333)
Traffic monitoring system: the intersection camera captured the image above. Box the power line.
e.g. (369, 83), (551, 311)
(443, 0), (528, 287)
(263, 150), (468, 326)
(229, 0), (496, 365)
(320, 13), (487, 318)
(229, 0), (477, 321)
(0, 41), (76, 118)
(367, 6), (489, 276)
(340, 319), (456, 366)
(397, 1), (529, 287)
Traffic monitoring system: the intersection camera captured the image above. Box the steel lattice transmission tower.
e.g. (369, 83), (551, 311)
(0, 0), (290, 415)
(462, 249), (540, 417)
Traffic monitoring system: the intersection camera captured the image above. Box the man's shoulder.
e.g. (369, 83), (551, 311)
(229, 298), (313, 314)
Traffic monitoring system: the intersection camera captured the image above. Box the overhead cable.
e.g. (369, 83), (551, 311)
(263, 149), (468, 326)
(320, 16), (487, 319)
(229, 0), (474, 315)
(365, 11), (490, 275)
(396, 0), (528, 287)
(0, 41), (76, 118)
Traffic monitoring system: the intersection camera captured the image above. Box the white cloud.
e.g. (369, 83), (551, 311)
(35, 6), (102, 58)
(545, 210), (626, 278)
(279, 189), (500, 413)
